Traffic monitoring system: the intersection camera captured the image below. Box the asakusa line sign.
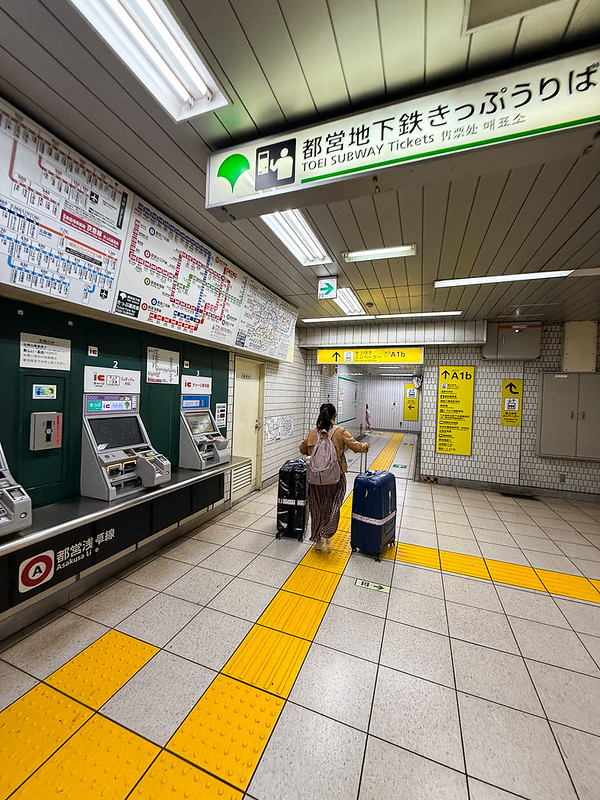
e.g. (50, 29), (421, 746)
(207, 49), (600, 209)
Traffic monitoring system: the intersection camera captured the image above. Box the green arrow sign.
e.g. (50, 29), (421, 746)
(355, 579), (390, 593)
(318, 277), (337, 299)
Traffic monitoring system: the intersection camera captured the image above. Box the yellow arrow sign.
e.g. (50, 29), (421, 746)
(501, 379), (523, 426)
(317, 347), (424, 364)
(404, 384), (419, 421)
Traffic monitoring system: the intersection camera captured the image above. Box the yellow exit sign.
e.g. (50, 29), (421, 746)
(317, 347), (424, 365)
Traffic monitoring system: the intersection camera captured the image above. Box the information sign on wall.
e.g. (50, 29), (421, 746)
(0, 97), (298, 362)
(501, 379), (523, 426)
(19, 333), (71, 371)
(436, 367), (475, 456)
(146, 346), (179, 385)
(317, 347), (423, 364)
(207, 49), (600, 213)
(404, 384), (419, 421)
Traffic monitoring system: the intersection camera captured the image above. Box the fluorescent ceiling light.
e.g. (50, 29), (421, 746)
(68, 0), (227, 121)
(301, 315), (375, 323)
(434, 270), (572, 288)
(344, 245), (417, 262)
(334, 287), (366, 315)
(261, 209), (332, 267)
(376, 311), (462, 318)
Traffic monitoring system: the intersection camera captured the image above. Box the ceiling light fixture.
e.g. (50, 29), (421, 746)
(68, 0), (227, 121)
(434, 270), (573, 288)
(301, 315), (375, 323)
(375, 311), (462, 318)
(334, 287), (367, 315)
(261, 209), (332, 266)
(343, 245), (417, 262)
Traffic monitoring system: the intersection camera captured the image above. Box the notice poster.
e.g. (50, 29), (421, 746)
(436, 367), (475, 456)
(0, 98), (131, 310)
(234, 277), (297, 361)
(146, 346), (179, 385)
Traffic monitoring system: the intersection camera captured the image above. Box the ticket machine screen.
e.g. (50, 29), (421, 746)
(89, 416), (145, 450)
(187, 412), (218, 436)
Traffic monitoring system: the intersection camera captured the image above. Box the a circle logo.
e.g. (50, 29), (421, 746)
(19, 551), (55, 593)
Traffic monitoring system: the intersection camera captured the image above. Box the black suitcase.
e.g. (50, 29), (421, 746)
(276, 459), (307, 541)
(351, 453), (396, 561)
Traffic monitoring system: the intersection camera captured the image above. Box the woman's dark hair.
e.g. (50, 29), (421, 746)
(316, 402), (336, 432)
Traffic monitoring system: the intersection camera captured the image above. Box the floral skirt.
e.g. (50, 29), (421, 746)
(307, 473), (347, 541)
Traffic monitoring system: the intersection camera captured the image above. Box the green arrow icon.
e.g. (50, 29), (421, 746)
(320, 282), (335, 296)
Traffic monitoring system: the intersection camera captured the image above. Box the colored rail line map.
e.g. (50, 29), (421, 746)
(0, 97), (297, 360)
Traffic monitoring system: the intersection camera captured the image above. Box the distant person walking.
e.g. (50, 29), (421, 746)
(365, 403), (372, 432)
(300, 402), (369, 552)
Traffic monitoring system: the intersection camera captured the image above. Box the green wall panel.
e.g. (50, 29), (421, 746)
(0, 297), (230, 508)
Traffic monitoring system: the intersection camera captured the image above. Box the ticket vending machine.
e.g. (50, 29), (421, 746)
(81, 393), (171, 501)
(0, 443), (32, 537)
(179, 397), (231, 471)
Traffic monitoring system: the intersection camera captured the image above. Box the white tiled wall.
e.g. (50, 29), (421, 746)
(419, 326), (600, 495)
(303, 352), (365, 439)
(260, 335), (310, 486)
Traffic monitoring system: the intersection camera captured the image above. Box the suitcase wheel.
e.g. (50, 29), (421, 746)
(276, 532), (282, 539)
(352, 547), (358, 553)
(297, 535), (303, 542)
(375, 554), (381, 562)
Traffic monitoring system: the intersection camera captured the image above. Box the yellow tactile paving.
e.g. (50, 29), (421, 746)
(486, 560), (546, 591)
(167, 674), (284, 791)
(10, 714), (159, 800)
(281, 564), (341, 601)
(46, 629), (159, 709)
(592, 579), (600, 593)
(393, 542), (441, 569)
(301, 544), (350, 573)
(0, 684), (93, 798)
(389, 539), (600, 604)
(222, 625), (311, 697)
(535, 569), (600, 603)
(132, 752), (243, 800)
(257, 591), (328, 640)
(440, 550), (490, 580)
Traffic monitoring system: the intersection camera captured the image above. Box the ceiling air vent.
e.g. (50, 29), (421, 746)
(465, 0), (560, 30)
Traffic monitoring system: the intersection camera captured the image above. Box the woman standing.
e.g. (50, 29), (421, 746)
(299, 402), (369, 552)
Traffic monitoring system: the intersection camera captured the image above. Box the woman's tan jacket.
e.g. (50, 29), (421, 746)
(299, 426), (368, 473)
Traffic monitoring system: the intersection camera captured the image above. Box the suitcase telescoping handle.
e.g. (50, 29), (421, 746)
(360, 448), (369, 474)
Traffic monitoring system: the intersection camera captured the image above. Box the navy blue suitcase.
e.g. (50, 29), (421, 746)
(351, 455), (396, 561)
(276, 459), (307, 541)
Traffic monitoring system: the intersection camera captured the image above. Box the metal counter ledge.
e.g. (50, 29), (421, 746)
(0, 456), (251, 557)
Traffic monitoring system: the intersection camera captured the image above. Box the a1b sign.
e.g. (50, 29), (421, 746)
(19, 551), (55, 593)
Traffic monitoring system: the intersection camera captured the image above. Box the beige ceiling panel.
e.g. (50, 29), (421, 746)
(437, 174), (480, 282)
(514, 0), (576, 56)
(458, 172), (517, 278)
(398, 190), (424, 287)
(422, 181), (451, 289)
(425, 0), (470, 83)
(229, 0), (316, 122)
(278, 0), (349, 111)
(181, 0), (285, 134)
(471, 164), (541, 277)
(467, 18), (521, 70)
(328, 0), (385, 103)
(377, 0), (426, 94)
(506, 157), (599, 273)
(484, 158), (575, 274)
(531, 199), (600, 273)
(564, 0), (600, 42)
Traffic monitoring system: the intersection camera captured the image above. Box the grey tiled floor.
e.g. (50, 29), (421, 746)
(1, 433), (599, 799)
